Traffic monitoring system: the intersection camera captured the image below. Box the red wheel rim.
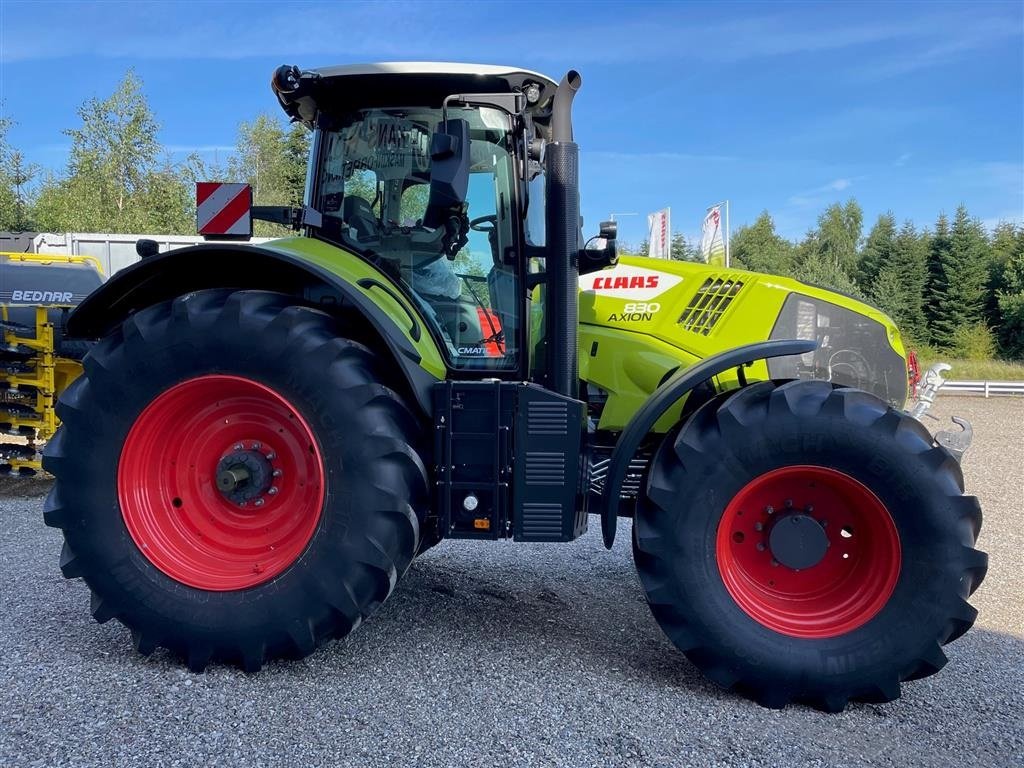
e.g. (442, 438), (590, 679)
(118, 375), (325, 591)
(716, 466), (900, 638)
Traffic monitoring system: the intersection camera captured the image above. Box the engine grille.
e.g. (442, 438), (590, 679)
(678, 275), (744, 335)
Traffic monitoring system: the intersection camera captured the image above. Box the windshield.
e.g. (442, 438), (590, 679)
(315, 106), (520, 370)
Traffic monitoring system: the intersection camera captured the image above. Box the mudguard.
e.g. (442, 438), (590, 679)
(66, 240), (445, 414)
(599, 338), (818, 548)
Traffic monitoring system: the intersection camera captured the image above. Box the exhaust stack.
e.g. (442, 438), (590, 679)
(544, 70), (583, 398)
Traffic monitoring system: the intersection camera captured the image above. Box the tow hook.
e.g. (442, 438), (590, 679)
(907, 362), (973, 463)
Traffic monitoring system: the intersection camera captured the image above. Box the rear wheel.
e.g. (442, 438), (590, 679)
(633, 380), (987, 711)
(44, 290), (428, 671)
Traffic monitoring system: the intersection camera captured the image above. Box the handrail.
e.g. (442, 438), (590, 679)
(0, 250), (106, 276)
(942, 380), (1024, 397)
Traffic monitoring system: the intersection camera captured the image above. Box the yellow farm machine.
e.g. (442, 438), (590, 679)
(0, 252), (104, 474)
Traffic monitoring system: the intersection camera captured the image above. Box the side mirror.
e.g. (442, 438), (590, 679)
(136, 238), (160, 259)
(423, 118), (470, 229)
(579, 221), (619, 275)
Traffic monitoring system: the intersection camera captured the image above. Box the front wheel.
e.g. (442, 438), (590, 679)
(633, 380), (987, 711)
(44, 290), (428, 671)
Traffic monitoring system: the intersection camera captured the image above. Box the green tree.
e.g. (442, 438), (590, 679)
(868, 221), (928, 343)
(927, 205), (990, 349)
(924, 214), (949, 343)
(813, 199), (863, 275)
(857, 212), (897, 288)
(670, 231), (701, 262)
(229, 114), (309, 235)
(0, 117), (37, 230)
(730, 211), (795, 275)
(997, 248), (1024, 359)
(31, 70), (196, 234)
(985, 222), (1024, 328)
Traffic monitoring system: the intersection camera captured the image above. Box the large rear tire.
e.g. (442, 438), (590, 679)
(633, 380), (987, 711)
(43, 290), (428, 671)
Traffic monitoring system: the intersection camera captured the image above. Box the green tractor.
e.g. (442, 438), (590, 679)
(44, 63), (985, 711)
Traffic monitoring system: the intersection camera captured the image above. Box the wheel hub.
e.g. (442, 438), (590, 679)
(716, 465), (901, 638)
(215, 447), (275, 505)
(767, 512), (829, 570)
(117, 375), (324, 591)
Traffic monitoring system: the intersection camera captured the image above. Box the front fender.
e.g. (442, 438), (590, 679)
(599, 338), (818, 548)
(67, 239), (446, 414)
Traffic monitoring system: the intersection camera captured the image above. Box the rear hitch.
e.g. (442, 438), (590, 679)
(935, 416), (973, 462)
(908, 362), (973, 462)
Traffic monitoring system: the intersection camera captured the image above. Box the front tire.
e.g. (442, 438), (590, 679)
(44, 290), (428, 671)
(633, 380), (987, 711)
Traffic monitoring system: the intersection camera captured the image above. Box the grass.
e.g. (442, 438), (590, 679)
(917, 355), (1024, 381)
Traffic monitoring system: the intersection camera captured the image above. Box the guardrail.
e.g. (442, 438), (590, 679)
(942, 380), (1024, 397)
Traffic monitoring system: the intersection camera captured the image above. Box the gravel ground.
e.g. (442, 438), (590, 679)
(0, 396), (1021, 768)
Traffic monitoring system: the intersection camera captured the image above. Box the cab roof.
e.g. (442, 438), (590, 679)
(312, 62), (556, 85)
(276, 62), (559, 128)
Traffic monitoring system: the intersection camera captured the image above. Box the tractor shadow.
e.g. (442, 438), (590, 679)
(355, 536), (720, 697)
(352, 534), (1024, 714)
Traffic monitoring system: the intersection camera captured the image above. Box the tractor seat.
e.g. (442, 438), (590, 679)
(341, 196), (380, 242)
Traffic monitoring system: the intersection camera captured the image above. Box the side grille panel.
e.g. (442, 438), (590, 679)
(678, 275), (744, 335)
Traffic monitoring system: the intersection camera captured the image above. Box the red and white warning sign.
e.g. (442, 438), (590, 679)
(196, 182), (252, 237)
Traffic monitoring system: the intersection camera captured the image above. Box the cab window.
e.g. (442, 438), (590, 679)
(315, 107), (520, 370)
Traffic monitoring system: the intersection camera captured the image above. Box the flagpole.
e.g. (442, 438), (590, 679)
(724, 200), (730, 268)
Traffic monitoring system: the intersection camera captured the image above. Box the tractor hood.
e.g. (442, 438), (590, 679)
(578, 257), (910, 425)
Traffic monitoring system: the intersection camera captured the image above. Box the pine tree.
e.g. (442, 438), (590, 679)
(986, 222), (1022, 327)
(670, 231), (701, 262)
(997, 246), (1024, 359)
(928, 205), (990, 349)
(924, 213), (950, 345)
(857, 212), (897, 289)
(868, 220), (928, 343)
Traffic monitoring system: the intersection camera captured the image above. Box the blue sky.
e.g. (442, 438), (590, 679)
(1, 0), (1021, 246)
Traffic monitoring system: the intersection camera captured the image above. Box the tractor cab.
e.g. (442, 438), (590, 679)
(272, 63), (603, 373)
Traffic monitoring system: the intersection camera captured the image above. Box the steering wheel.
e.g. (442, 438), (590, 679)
(470, 215), (498, 232)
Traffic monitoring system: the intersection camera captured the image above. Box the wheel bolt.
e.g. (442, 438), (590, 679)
(266, 452), (276, 461)
(765, 505), (774, 515)
(233, 443), (243, 451)
(268, 487), (278, 496)
(771, 559), (779, 567)
(805, 504), (814, 513)
(756, 542), (765, 551)
(784, 499), (793, 509)
(252, 441), (261, 450)
(272, 469), (282, 478)
(754, 522), (763, 532)
(254, 498), (265, 507)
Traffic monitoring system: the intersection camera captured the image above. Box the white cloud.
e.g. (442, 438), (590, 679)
(788, 177), (858, 207)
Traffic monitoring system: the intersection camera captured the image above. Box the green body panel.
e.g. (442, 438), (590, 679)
(260, 239), (905, 435)
(267, 236), (447, 379)
(578, 256), (906, 431)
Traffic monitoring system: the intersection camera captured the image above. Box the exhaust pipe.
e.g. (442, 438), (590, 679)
(545, 71), (583, 398)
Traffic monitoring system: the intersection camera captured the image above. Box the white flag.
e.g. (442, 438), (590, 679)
(700, 205), (726, 266)
(647, 207), (671, 259)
